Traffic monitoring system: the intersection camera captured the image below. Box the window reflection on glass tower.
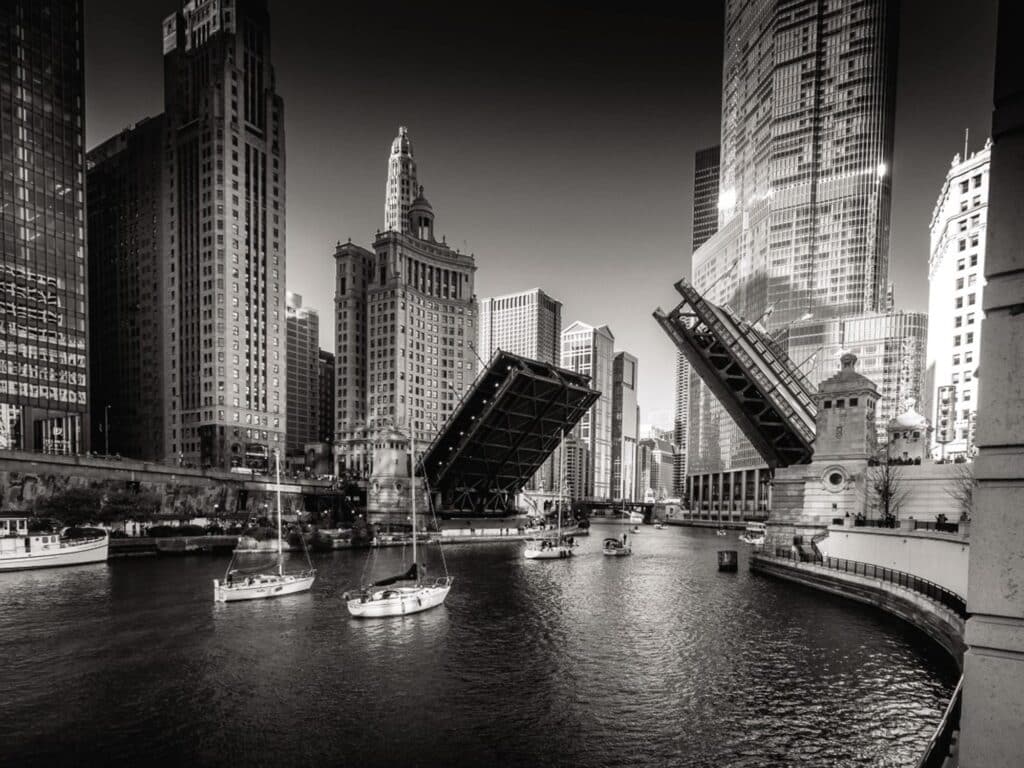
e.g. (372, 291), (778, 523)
(161, 0), (286, 470)
(0, 0), (89, 455)
(689, 0), (900, 479)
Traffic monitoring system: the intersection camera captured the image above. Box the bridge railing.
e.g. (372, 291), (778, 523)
(768, 548), (967, 619)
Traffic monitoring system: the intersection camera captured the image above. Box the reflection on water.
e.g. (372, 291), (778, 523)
(0, 526), (957, 767)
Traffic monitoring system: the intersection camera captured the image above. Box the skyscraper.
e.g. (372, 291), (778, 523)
(478, 287), (563, 491)
(334, 128), (477, 477)
(477, 288), (562, 367)
(676, 145), (721, 496)
(87, 116), (166, 459)
(688, 0), (900, 486)
(611, 352), (639, 501)
(0, 0), (89, 455)
(285, 292), (318, 456)
(161, 0), (287, 470)
(318, 349), (335, 445)
(384, 126), (417, 234)
(924, 141), (991, 458)
(561, 322), (614, 499)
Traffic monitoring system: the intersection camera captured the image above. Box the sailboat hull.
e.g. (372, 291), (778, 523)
(213, 572), (316, 602)
(346, 580), (452, 618)
(523, 545), (574, 560)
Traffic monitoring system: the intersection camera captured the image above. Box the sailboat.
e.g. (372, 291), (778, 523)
(524, 430), (575, 560)
(345, 419), (453, 618)
(213, 450), (316, 602)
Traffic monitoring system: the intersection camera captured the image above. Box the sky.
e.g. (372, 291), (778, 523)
(85, 1), (999, 433)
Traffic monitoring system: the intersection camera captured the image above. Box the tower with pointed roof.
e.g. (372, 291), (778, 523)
(384, 126), (418, 233)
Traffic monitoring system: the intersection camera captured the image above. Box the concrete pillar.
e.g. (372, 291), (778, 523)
(961, 4), (1024, 764)
(754, 467), (761, 512)
(741, 468), (748, 514)
(717, 472), (724, 521)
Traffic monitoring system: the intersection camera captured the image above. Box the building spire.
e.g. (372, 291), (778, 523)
(384, 126), (417, 233)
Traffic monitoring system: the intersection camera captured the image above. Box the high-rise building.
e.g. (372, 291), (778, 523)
(561, 322), (614, 499)
(161, 0), (287, 470)
(318, 349), (335, 445)
(384, 126), (417, 234)
(0, 0), (89, 455)
(786, 311), (928, 444)
(611, 352), (639, 501)
(676, 145), (721, 496)
(687, 0), (900, 488)
(924, 141), (991, 459)
(477, 288), (562, 366)
(87, 117), (166, 459)
(334, 128), (477, 477)
(285, 293), (318, 455)
(478, 287), (563, 491)
(637, 435), (674, 502)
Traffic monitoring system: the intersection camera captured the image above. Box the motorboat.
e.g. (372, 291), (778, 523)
(716, 528), (728, 537)
(0, 516), (108, 572)
(654, 523), (666, 530)
(214, 450), (316, 602)
(524, 429), (576, 560)
(738, 521), (767, 546)
(603, 535), (632, 557)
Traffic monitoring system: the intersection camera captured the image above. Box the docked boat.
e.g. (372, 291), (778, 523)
(738, 521), (767, 546)
(213, 450), (316, 602)
(346, 418), (452, 618)
(0, 516), (108, 572)
(524, 431), (576, 560)
(603, 534), (632, 557)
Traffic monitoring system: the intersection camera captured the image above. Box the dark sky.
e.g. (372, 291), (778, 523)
(85, 1), (999, 430)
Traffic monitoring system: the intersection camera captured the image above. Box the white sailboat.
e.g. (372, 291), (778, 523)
(346, 419), (453, 618)
(213, 450), (316, 602)
(524, 430), (575, 560)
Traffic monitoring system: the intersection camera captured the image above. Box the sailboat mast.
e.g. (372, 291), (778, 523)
(411, 418), (417, 582)
(275, 449), (283, 577)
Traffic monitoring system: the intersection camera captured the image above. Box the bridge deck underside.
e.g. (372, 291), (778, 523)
(418, 351), (599, 516)
(654, 280), (816, 469)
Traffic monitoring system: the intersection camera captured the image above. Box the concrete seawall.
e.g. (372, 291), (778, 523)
(752, 553), (965, 667)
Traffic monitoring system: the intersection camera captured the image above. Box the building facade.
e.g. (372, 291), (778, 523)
(611, 352), (639, 501)
(86, 116), (166, 459)
(0, 0), (90, 454)
(786, 310), (928, 445)
(924, 141), (990, 459)
(637, 436), (674, 502)
(477, 288), (562, 367)
(285, 292), (318, 455)
(687, 0), (900, 489)
(161, 0), (287, 471)
(560, 322), (614, 499)
(334, 128), (477, 478)
(317, 349), (334, 445)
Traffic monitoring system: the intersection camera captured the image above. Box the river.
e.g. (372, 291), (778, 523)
(0, 524), (957, 767)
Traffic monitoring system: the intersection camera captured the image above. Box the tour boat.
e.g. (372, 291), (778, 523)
(0, 516), (108, 572)
(213, 450), (316, 602)
(346, 419), (452, 618)
(602, 535), (632, 557)
(738, 521), (767, 546)
(524, 430), (576, 560)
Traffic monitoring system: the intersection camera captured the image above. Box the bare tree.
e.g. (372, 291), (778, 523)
(945, 462), (976, 522)
(870, 460), (909, 524)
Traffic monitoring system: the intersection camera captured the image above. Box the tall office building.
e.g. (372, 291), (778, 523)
(334, 129), (477, 477)
(637, 435), (674, 501)
(676, 145), (721, 496)
(285, 292), (318, 455)
(478, 287), (562, 491)
(318, 349), (334, 445)
(611, 352), (639, 501)
(0, 0), (89, 454)
(477, 288), (562, 366)
(384, 126), (417, 234)
(161, 0), (287, 470)
(561, 322), (614, 499)
(786, 311), (928, 444)
(87, 117), (166, 459)
(924, 141), (990, 458)
(688, 0), (900, 486)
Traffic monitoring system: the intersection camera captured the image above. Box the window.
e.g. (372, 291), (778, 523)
(968, 273), (977, 286)
(959, 220), (968, 232)
(956, 297), (963, 309)
(849, 397), (858, 407)
(953, 354), (961, 366)
(952, 373), (960, 383)
(956, 277), (964, 290)
(958, 240), (967, 252)
(954, 335), (961, 346)
(957, 258), (965, 271)
(955, 316), (962, 328)
(959, 180), (969, 193)
(973, 174), (982, 188)
(967, 313), (975, 325)
(966, 332), (974, 344)
(969, 293), (976, 305)
(970, 253), (978, 267)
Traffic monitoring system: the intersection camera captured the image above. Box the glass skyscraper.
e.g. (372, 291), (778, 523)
(0, 0), (89, 454)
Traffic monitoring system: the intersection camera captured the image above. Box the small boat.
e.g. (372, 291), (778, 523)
(603, 535), (632, 557)
(346, 416), (452, 618)
(654, 523), (666, 530)
(214, 450), (316, 602)
(0, 516), (108, 572)
(718, 550), (738, 572)
(632, 525), (641, 533)
(524, 430), (576, 560)
(738, 521), (767, 546)
(716, 528), (728, 537)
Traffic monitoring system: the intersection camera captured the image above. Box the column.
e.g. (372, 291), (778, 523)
(961, 4), (1024, 763)
(754, 467), (761, 513)
(741, 469), (748, 515)
(717, 472), (724, 522)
